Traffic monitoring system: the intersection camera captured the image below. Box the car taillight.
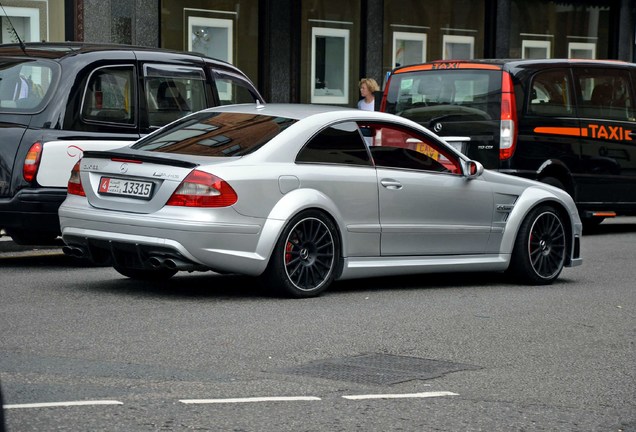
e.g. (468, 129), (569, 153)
(67, 161), (86, 196)
(499, 71), (518, 161)
(23, 142), (43, 183)
(166, 170), (237, 207)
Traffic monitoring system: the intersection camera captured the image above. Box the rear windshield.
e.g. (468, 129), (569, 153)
(0, 59), (59, 113)
(384, 69), (502, 126)
(131, 111), (297, 156)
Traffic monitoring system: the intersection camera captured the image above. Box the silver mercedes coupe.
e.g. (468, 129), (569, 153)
(59, 103), (583, 297)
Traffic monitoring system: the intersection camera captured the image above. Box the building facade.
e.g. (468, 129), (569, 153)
(2, 0), (634, 106)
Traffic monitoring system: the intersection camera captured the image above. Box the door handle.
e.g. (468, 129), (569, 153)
(381, 179), (403, 190)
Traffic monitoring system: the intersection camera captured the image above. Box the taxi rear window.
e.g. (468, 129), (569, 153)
(0, 59), (59, 113)
(131, 111), (296, 157)
(384, 69), (502, 124)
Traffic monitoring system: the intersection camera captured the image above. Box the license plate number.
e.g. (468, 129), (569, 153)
(99, 177), (153, 199)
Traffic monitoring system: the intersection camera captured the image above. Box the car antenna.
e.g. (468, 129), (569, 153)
(0, 1), (28, 55)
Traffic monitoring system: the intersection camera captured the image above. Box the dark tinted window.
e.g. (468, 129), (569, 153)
(384, 69), (501, 125)
(144, 64), (207, 127)
(81, 66), (136, 125)
(527, 69), (574, 117)
(575, 68), (634, 121)
(359, 122), (461, 174)
(0, 59), (58, 112)
(131, 111), (295, 156)
(212, 69), (260, 105)
(296, 122), (372, 166)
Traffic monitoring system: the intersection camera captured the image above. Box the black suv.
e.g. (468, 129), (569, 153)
(0, 43), (263, 244)
(381, 59), (636, 228)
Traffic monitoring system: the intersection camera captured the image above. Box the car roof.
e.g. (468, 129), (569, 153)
(202, 103), (407, 122)
(392, 58), (635, 74)
(0, 42), (234, 67)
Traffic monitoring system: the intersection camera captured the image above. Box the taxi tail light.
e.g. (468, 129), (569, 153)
(499, 71), (518, 161)
(23, 141), (43, 183)
(67, 161), (86, 196)
(166, 170), (237, 207)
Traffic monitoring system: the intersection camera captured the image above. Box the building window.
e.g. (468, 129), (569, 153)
(510, 1), (610, 59)
(522, 39), (552, 59)
(0, 6), (42, 42)
(188, 17), (233, 64)
(311, 27), (350, 104)
(569, 42), (596, 59)
(160, 0), (259, 89)
(383, 1), (484, 76)
(393, 31), (427, 68)
(300, 0), (360, 106)
(443, 34), (474, 60)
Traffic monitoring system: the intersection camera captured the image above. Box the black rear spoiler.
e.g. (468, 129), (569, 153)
(82, 150), (199, 169)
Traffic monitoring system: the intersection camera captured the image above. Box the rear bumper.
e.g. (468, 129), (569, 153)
(59, 198), (280, 276)
(0, 188), (67, 234)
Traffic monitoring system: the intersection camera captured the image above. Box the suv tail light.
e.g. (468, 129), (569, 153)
(499, 71), (518, 160)
(67, 161), (86, 196)
(166, 170), (237, 207)
(23, 142), (43, 183)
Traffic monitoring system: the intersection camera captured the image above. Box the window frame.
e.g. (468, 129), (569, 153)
(80, 64), (137, 128)
(358, 121), (462, 175)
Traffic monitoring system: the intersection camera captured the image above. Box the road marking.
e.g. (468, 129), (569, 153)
(4, 400), (124, 409)
(342, 391), (458, 400)
(180, 396), (322, 404)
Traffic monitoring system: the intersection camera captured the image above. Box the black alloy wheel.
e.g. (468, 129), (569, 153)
(510, 206), (567, 285)
(264, 210), (339, 298)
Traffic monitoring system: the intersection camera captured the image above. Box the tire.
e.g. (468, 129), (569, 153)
(509, 205), (567, 285)
(114, 265), (177, 281)
(262, 210), (340, 298)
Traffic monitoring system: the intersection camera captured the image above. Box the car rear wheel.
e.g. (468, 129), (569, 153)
(509, 205), (567, 285)
(113, 265), (177, 281)
(263, 210), (339, 298)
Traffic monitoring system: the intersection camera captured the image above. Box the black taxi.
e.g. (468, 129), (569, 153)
(0, 43), (263, 244)
(381, 59), (636, 229)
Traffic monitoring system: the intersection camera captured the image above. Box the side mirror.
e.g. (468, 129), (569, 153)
(465, 160), (484, 179)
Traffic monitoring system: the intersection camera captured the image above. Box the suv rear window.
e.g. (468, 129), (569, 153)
(131, 111), (296, 156)
(0, 59), (58, 112)
(384, 69), (501, 125)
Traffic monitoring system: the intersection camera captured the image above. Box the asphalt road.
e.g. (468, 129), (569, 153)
(0, 219), (635, 431)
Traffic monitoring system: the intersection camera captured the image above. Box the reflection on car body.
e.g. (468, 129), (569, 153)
(59, 103), (583, 298)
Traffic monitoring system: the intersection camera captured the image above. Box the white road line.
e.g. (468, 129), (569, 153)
(180, 396), (322, 404)
(4, 400), (124, 409)
(342, 391), (459, 400)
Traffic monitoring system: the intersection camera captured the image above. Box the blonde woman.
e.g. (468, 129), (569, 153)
(357, 77), (380, 111)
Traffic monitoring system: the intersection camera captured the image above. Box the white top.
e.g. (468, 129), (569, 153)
(357, 98), (375, 111)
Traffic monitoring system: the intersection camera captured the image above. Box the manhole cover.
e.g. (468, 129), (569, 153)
(278, 353), (480, 385)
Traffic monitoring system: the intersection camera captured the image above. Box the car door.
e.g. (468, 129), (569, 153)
(573, 66), (636, 205)
(361, 122), (495, 256)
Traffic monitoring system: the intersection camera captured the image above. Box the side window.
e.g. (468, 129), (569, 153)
(144, 64), (207, 128)
(0, 60), (57, 112)
(575, 68), (634, 121)
(81, 66), (135, 125)
(212, 69), (260, 105)
(361, 122), (461, 174)
(296, 122), (372, 166)
(528, 69), (573, 117)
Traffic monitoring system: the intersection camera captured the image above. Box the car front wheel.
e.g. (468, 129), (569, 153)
(263, 210), (339, 298)
(509, 206), (567, 285)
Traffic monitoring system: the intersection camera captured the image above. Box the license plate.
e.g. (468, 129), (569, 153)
(98, 177), (153, 199)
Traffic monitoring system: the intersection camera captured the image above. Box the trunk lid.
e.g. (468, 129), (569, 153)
(78, 150), (200, 213)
